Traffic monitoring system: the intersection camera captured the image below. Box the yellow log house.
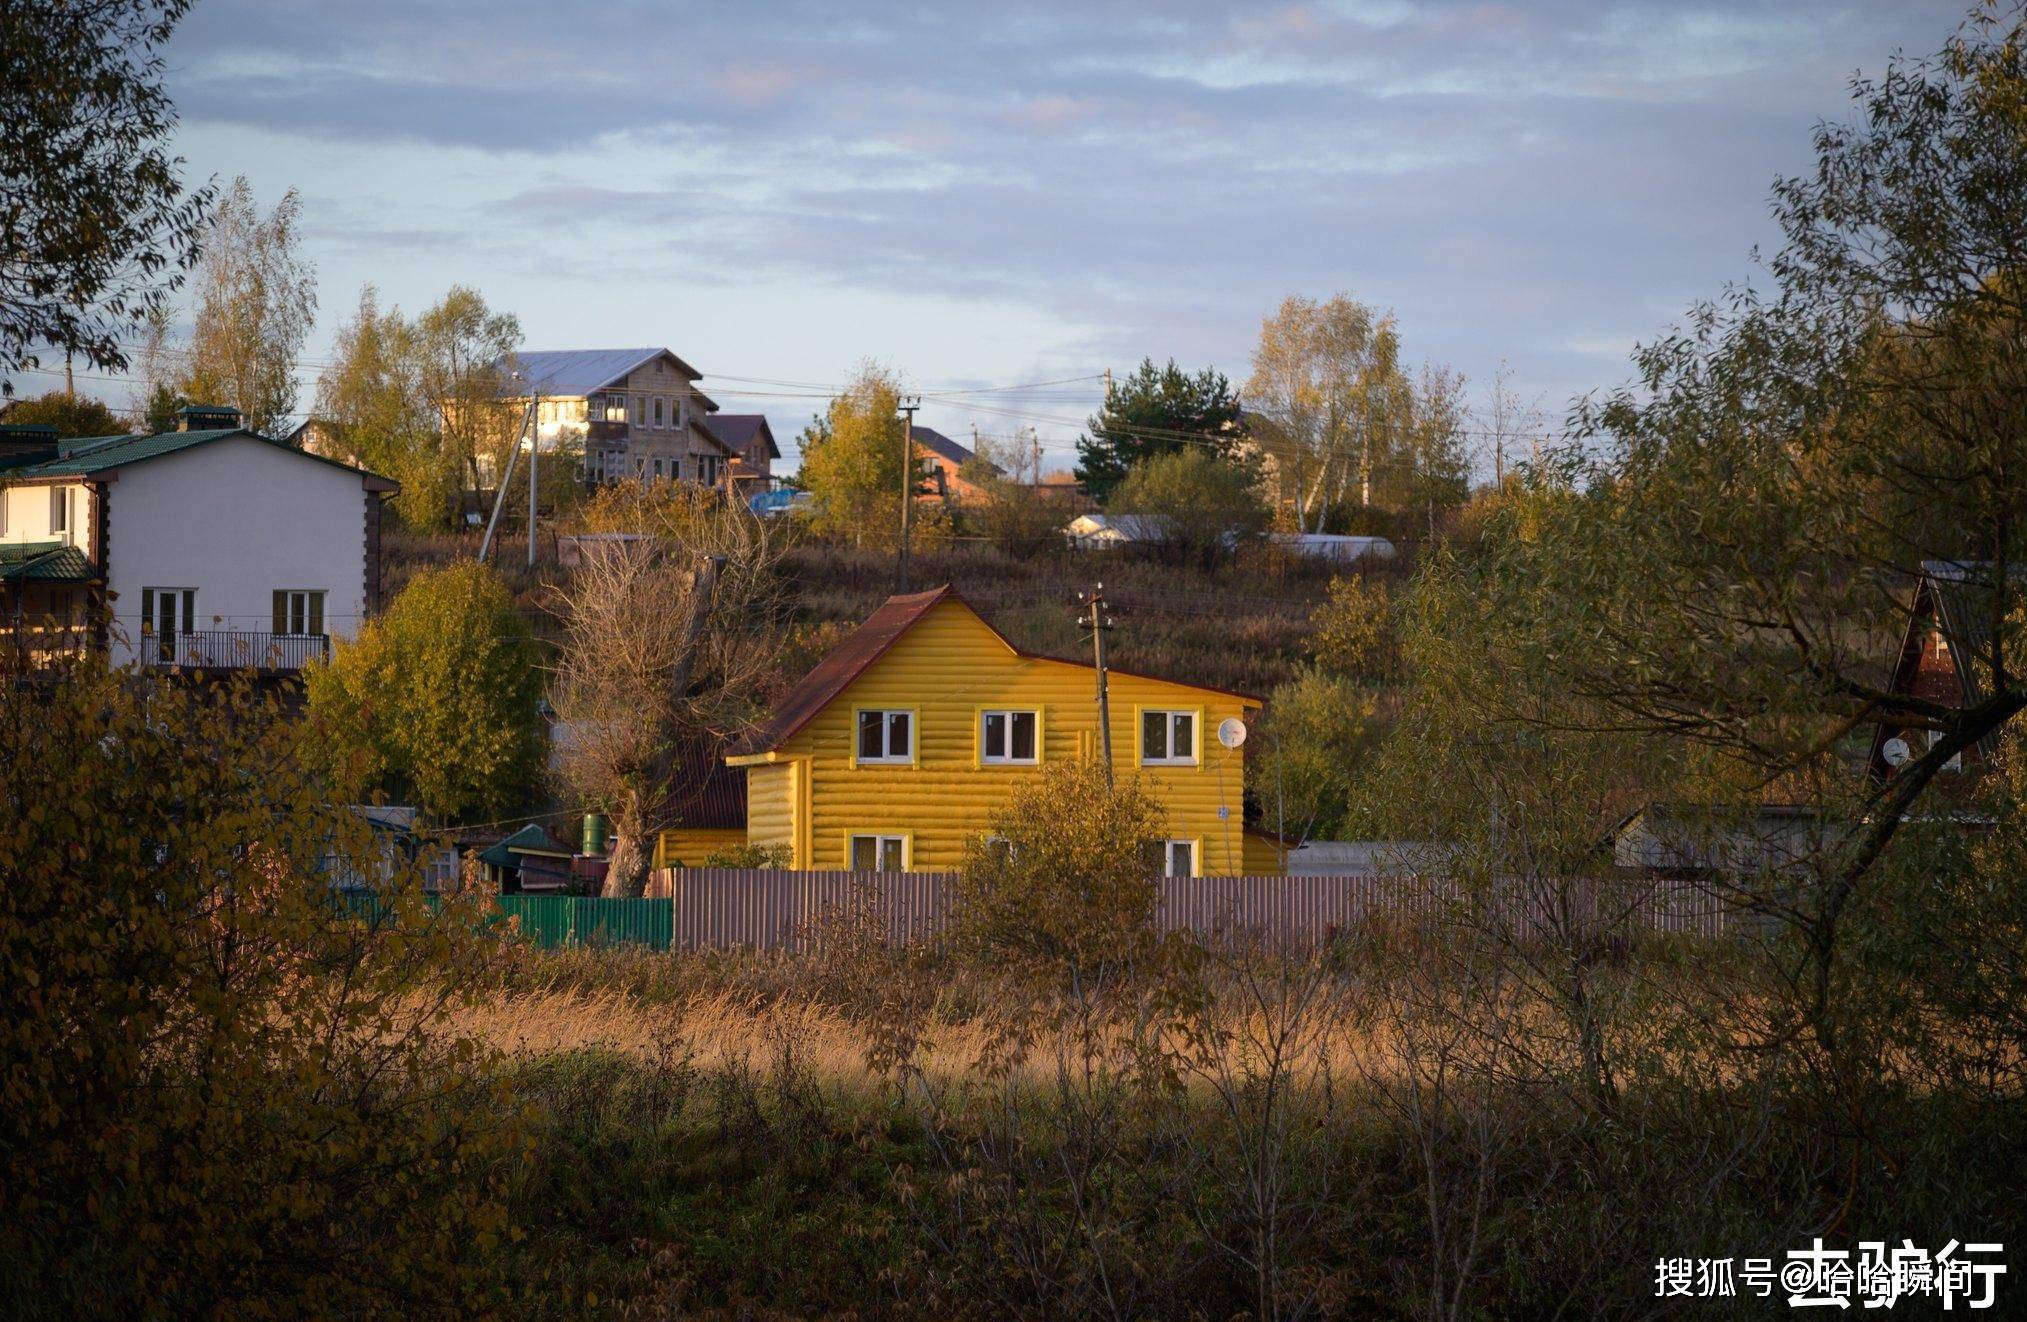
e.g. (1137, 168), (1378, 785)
(726, 586), (1287, 875)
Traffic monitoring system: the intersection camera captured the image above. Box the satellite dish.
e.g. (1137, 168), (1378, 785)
(1882, 737), (1911, 767)
(1217, 717), (1248, 750)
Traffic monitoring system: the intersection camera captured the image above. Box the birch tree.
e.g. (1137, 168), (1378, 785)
(179, 177), (316, 435)
(1244, 294), (1412, 531)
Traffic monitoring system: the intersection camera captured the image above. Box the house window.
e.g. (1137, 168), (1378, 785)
(652, 397), (665, 428)
(599, 394), (628, 424)
(273, 590), (326, 636)
(849, 834), (907, 872)
(49, 486), (69, 536)
(635, 457), (645, 477)
(981, 710), (1039, 764)
(631, 396), (645, 426)
(1141, 709), (1197, 765)
(141, 587), (196, 662)
(856, 709), (913, 764)
(696, 454), (722, 485)
(653, 458), (665, 480)
(1161, 839), (1196, 878)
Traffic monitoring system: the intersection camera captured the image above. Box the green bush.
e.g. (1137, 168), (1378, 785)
(307, 561), (547, 821)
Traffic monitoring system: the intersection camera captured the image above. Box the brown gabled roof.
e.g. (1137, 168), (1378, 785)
(735, 584), (1261, 757)
(737, 587), (957, 755)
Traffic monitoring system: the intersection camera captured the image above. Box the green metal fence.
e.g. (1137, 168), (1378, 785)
(493, 895), (672, 950)
(336, 891), (674, 950)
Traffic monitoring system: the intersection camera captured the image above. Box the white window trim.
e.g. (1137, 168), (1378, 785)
(1139, 707), (1201, 766)
(847, 832), (910, 872)
(1162, 838), (1199, 878)
(979, 708), (1042, 765)
(277, 589), (326, 636)
(853, 707), (917, 765)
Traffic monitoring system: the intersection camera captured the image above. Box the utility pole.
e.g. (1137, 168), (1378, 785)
(478, 394), (536, 563)
(897, 395), (920, 593)
(1079, 583), (1114, 782)
(527, 392), (541, 567)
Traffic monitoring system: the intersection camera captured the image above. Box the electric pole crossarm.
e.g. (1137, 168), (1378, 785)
(1081, 584), (1114, 782)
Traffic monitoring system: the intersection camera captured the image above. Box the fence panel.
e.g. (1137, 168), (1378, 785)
(338, 871), (1733, 952)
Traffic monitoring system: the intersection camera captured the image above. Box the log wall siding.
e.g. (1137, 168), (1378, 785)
(631, 869), (1731, 951)
(763, 600), (1261, 874)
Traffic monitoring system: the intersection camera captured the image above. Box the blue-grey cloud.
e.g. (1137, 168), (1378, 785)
(145, 0), (1958, 465)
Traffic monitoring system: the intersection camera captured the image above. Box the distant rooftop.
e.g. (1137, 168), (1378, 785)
(500, 348), (705, 397)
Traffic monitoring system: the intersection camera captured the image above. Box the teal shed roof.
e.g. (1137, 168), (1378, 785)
(0, 541), (100, 582)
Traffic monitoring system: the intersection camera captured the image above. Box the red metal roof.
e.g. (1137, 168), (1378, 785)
(735, 585), (1261, 757)
(663, 739), (748, 828)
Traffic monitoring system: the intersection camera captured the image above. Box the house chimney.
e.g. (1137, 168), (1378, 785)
(175, 403), (242, 433)
(0, 424), (58, 463)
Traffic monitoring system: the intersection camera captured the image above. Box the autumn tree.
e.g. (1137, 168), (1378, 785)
(0, 0), (210, 393)
(1111, 446), (1269, 570)
(964, 431), (1065, 559)
(0, 662), (517, 1312)
(0, 390), (123, 438)
(1248, 664), (1374, 844)
(1404, 362), (1471, 537)
(955, 758), (1171, 978)
(417, 285), (521, 522)
(179, 176), (317, 435)
(553, 485), (792, 895)
(796, 362), (919, 549)
(306, 562), (546, 822)
(1390, 11), (2027, 1083)
(1074, 358), (1245, 503)
(314, 284), (421, 466)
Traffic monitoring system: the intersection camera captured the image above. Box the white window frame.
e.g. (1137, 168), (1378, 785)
(49, 485), (69, 536)
(854, 708), (915, 765)
(1140, 708), (1199, 766)
(1161, 839), (1197, 878)
(848, 833), (909, 872)
(652, 396), (665, 429)
(631, 395), (646, 426)
(276, 589), (326, 636)
(695, 453), (722, 485)
(980, 709), (1040, 765)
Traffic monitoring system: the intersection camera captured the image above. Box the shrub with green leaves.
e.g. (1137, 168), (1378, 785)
(307, 560), (546, 821)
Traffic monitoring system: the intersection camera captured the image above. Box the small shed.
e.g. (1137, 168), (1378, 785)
(1066, 513), (1169, 550)
(477, 823), (577, 893)
(1268, 533), (1396, 563)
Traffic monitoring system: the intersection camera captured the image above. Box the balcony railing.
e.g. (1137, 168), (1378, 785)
(145, 630), (331, 671)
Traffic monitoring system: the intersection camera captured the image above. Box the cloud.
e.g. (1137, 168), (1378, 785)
(160, 0), (1954, 449)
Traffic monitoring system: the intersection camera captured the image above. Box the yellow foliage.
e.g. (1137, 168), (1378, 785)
(0, 664), (523, 1312)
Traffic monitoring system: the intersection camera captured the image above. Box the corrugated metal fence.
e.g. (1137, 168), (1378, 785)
(379, 871), (1726, 953)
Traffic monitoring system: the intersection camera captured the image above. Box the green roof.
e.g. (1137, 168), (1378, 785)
(478, 823), (573, 868)
(0, 426), (396, 487)
(0, 541), (100, 582)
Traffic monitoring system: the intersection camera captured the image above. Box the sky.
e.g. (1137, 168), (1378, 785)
(22, 0), (1961, 473)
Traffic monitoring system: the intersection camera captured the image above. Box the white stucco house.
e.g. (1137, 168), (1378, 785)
(0, 405), (396, 672)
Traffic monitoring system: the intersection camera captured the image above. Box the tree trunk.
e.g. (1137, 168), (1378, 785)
(603, 803), (651, 897)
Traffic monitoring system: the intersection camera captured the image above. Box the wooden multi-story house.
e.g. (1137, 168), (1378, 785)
(498, 348), (740, 490)
(700, 413), (781, 494)
(724, 585), (1285, 875)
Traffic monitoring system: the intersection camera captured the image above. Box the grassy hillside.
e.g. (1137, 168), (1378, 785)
(782, 541), (1408, 698)
(383, 529), (1411, 699)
